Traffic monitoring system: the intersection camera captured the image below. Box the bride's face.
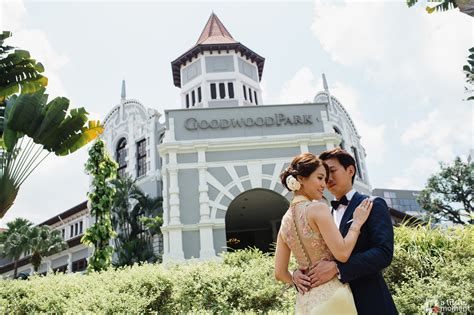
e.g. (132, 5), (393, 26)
(298, 165), (327, 200)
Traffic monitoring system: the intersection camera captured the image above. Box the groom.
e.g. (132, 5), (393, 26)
(293, 148), (397, 314)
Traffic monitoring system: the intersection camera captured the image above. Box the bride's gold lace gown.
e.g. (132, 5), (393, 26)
(279, 200), (357, 314)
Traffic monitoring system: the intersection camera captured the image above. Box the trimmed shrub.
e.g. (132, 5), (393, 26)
(0, 225), (472, 313)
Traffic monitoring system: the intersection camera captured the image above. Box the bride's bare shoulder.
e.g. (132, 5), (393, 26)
(307, 201), (330, 214)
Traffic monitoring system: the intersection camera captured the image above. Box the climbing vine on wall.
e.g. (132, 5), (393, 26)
(82, 139), (117, 272)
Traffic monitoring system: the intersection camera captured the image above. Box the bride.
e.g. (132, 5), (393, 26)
(274, 153), (372, 314)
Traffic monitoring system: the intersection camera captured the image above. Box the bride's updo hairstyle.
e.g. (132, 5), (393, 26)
(280, 153), (329, 191)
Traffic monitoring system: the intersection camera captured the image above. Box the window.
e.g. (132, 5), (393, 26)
(79, 221), (83, 234)
(228, 82), (234, 99)
(198, 87), (202, 103)
(191, 90), (196, 106)
(243, 85), (247, 100)
(249, 87), (253, 103)
(333, 127), (345, 150)
(72, 258), (88, 272)
(185, 94), (190, 108)
(210, 83), (217, 99)
(254, 91), (258, 105)
(61, 228), (65, 240)
(351, 147), (362, 180)
(70, 225), (73, 238)
(137, 139), (147, 177)
(116, 138), (127, 178)
(74, 223), (78, 236)
(219, 83), (226, 99)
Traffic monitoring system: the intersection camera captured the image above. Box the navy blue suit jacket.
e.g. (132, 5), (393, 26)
(336, 192), (398, 315)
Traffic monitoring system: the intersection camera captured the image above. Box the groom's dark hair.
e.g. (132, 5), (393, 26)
(319, 148), (357, 184)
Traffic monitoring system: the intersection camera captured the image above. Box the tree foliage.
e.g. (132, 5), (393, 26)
(406, 0), (458, 13)
(0, 218), (67, 277)
(0, 32), (103, 218)
(0, 218), (33, 278)
(110, 175), (163, 266)
(29, 225), (67, 272)
(417, 156), (473, 224)
(81, 139), (117, 272)
(463, 47), (474, 100)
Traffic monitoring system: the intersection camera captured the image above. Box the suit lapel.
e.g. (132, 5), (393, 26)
(339, 191), (363, 235)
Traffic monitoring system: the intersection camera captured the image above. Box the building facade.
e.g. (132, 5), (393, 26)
(0, 202), (91, 279)
(159, 14), (371, 261)
(1, 13), (377, 275)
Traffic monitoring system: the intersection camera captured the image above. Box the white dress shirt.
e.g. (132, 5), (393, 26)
(333, 189), (357, 229)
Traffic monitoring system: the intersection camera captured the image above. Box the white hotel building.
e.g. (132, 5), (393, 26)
(1, 13), (397, 277)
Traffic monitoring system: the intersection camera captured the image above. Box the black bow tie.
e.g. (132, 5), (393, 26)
(331, 195), (349, 210)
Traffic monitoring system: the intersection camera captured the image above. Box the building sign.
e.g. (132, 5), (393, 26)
(184, 114), (314, 130)
(166, 103), (326, 141)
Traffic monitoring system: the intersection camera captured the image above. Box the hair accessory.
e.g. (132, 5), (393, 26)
(286, 175), (301, 191)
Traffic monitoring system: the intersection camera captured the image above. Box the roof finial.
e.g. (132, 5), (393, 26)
(121, 79), (126, 100)
(322, 73), (329, 91)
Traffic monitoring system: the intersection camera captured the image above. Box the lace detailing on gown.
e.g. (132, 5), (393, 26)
(279, 201), (357, 315)
(279, 201), (334, 267)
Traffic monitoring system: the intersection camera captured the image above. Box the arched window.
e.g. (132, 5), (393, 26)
(333, 127), (345, 150)
(116, 138), (127, 177)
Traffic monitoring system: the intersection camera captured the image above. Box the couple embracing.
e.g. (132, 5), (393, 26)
(275, 148), (398, 314)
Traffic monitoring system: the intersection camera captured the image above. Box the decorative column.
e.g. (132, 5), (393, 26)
(67, 253), (72, 273)
(150, 117), (158, 173)
(166, 150), (184, 261)
(45, 260), (51, 274)
(196, 146), (215, 259)
(298, 140), (309, 153)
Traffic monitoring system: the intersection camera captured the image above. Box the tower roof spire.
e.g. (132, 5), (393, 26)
(121, 79), (126, 100)
(196, 13), (236, 45)
(322, 73), (329, 92)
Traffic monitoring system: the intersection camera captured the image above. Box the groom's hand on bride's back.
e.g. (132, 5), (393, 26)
(308, 260), (338, 288)
(292, 268), (311, 294)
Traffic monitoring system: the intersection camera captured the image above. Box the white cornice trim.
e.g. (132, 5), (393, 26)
(159, 133), (340, 155)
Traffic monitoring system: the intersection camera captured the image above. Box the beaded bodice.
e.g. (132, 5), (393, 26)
(279, 200), (334, 268)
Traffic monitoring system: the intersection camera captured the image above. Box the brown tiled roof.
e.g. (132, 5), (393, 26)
(171, 13), (265, 88)
(196, 13), (237, 45)
(38, 201), (88, 227)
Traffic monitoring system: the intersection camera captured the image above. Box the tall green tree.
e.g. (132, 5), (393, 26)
(82, 139), (117, 272)
(111, 175), (163, 266)
(417, 156), (473, 224)
(28, 225), (67, 272)
(0, 32), (103, 218)
(0, 218), (33, 278)
(463, 47), (474, 100)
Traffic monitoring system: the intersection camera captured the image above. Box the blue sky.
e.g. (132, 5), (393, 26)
(1, 0), (472, 227)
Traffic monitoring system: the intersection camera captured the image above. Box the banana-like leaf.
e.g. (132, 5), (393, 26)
(0, 174), (18, 218)
(34, 96), (68, 144)
(6, 88), (102, 156)
(3, 95), (21, 152)
(7, 88), (45, 138)
(57, 120), (104, 156)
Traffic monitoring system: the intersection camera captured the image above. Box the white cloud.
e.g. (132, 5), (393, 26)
(401, 106), (472, 161)
(277, 67), (319, 104)
(311, 0), (472, 92)
(1, 0), (69, 99)
(388, 156), (440, 189)
(276, 67), (387, 166)
(0, 0), (79, 227)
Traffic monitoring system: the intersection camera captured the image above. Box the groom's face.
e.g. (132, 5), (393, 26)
(324, 158), (355, 199)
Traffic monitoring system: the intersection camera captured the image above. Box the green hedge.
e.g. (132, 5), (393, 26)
(1, 225), (472, 314)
